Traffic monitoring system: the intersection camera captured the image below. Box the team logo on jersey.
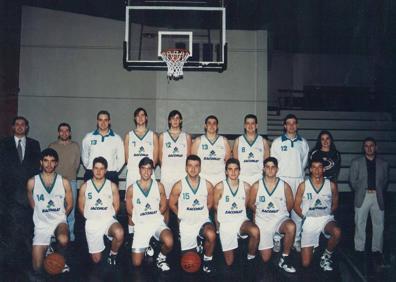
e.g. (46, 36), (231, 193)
(140, 202), (157, 216)
(144, 203), (151, 211)
(90, 198), (108, 211)
(95, 198), (103, 206)
(261, 201), (279, 213)
(173, 147), (179, 153)
(42, 199), (60, 213)
(187, 198), (204, 211)
(204, 150), (220, 161)
(225, 202), (243, 214)
(248, 152), (254, 159)
(139, 146), (145, 153)
(309, 199), (327, 211)
(91, 140), (97, 145)
(166, 142), (171, 148)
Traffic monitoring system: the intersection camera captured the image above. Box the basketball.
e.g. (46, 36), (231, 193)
(180, 251), (201, 273)
(43, 253), (65, 275)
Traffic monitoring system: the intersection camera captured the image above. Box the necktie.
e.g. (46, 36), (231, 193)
(17, 139), (23, 162)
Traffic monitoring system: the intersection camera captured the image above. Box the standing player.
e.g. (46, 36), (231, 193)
(233, 114), (270, 185)
(213, 158), (259, 267)
(169, 155), (217, 274)
(249, 157), (297, 273)
(270, 114), (309, 250)
(126, 157), (173, 271)
(124, 108), (158, 236)
(26, 148), (73, 273)
(191, 115), (231, 186)
(81, 110), (125, 184)
(78, 157), (124, 266)
(294, 159), (341, 271)
(159, 110), (191, 220)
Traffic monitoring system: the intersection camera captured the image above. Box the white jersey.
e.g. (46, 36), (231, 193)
(197, 135), (226, 185)
(255, 178), (289, 222)
(178, 177), (209, 224)
(84, 179), (115, 220)
(237, 134), (264, 184)
(270, 134), (309, 179)
(131, 180), (163, 225)
(217, 179), (247, 224)
(126, 130), (154, 187)
(161, 131), (188, 180)
(302, 178), (332, 217)
(33, 174), (66, 228)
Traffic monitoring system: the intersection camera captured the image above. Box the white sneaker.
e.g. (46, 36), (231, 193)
(320, 254), (333, 271)
(196, 239), (204, 255)
(278, 256), (296, 273)
(62, 263), (70, 273)
(145, 245), (154, 257)
(156, 256), (170, 271)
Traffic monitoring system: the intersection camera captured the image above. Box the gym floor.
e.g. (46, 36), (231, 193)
(2, 192), (395, 282)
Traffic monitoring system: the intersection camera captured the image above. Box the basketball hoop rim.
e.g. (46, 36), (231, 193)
(161, 48), (190, 62)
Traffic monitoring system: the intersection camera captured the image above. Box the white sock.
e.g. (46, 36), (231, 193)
(203, 255), (213, 261)
(128, 225), (134, 234)
(282, 253), (289, 257)
(110, 250), (117, 256)
(247, 254), (256, 260)
(324, 249), (333, 256)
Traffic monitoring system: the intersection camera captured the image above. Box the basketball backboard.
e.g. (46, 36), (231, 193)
(123, 2), (227, 72)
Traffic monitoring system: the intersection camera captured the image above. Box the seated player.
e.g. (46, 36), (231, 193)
(248, 157), (296, 273)
(214, 158), (260, 267)
(169, 155), (217, 274)
(126, 157), (173, 271)
(27, 148), (73, 274)
(78, 157), (124, 266)
(294, 158), (341, 271)
(191, 115), (231, 186)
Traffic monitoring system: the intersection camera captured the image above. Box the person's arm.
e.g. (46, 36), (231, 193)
(270, 138), (280, 161)
(284, 181), (294, 212)
(232, 137), (239, 159)
(348, 159), (359, 191)
(115, 135), (125, 173)
(111, 182), (120, 214)
(125, 184), (134, 218)
(26, 177), (35, 209)
(213, 182), (223, 230)
(186, 133), (192, 157)
(301, 139), (310, 170)
(263, 138), (270, 159)
(152, 132), (159, 167)
(191, 137), (201, 155)
(78, 182), (87, 217)
(223, 137), (231, 162)
(63, 177), (73, 215)
(124, 133), (129, 165)
(158, 132), (164, 165)
(169, 181), (182, 216)
(293, 182), (305, 218)
(330, 181), (339, 214)
(243, 182), (251, 207)
(158, 182), (167, 215)
(247, 181), (259, 213)
(32, 140), (42, 174)
(81, 134), (90, 169)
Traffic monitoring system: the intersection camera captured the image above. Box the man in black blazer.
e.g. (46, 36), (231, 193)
(0, 116), (41, 272)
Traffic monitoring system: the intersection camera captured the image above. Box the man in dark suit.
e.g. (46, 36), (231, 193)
(349, 137), (389, 262)
(0, 116), (41, 273)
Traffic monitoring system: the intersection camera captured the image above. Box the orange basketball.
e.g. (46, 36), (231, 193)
(43, 253), (65, 275)
(180, 251), (201, 273)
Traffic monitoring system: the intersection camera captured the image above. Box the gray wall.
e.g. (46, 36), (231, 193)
(18, 6), (268, 149)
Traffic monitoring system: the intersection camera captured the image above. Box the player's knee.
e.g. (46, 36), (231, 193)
(205, 229), (216, 243)
(132, 257), (143, 267)
(57, 234), (68, 246)
(113, 227), (124, 242)
(286, 221), (296, 234)
(260, 251), (271, 263)
(250, 226), (260, 241)
(332, 226), (341, 240)
(91, 254), (102, 264)
(162, 234), (173, 249)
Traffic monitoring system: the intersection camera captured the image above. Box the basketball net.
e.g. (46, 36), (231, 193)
(160, 48), (190, 80)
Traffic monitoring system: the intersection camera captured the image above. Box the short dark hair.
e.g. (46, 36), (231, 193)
(139, 157), (154, 168)
(310, 157), (325, 167)
(244, 114), (257, 124)
(12, 116), (29, 127)
(168, 110), (183, 129)
(93, 157), (108, 169)
(264, 157), (278, 167)
(205, 115), (218, 125)
(363, 137), (376, 146)
(41, 148), (59, 162)
(133, 107), (148, 126)
(283, 114), (298, 125)
(97, 110), (110, 120)
(186, 154), (201, 166)
(226, 158), (240, 170)
(57, 122), (71, 132)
